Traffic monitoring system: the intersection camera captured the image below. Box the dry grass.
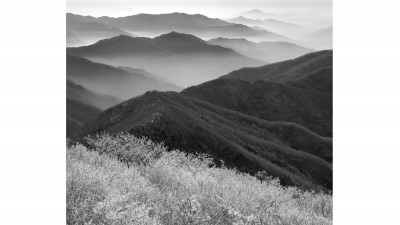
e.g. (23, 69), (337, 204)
(67, 133), (332, 225)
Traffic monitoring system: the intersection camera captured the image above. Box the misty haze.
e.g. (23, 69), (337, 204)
(66, 1), (332, 224)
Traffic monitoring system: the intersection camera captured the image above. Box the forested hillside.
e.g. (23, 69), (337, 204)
(77, 91), (332, 191)
(67, 134), (332, 224)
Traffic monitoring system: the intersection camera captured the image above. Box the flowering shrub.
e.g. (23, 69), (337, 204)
(67, 133), (332, 225)
(85, 133), (167, 168)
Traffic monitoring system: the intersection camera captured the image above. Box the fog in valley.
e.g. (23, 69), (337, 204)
(66, 1), (332, 102)
(66, 55), (182, 100)
(81, 54), (263, 87)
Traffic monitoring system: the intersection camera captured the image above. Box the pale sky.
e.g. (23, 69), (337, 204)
(67, 0), (332, 28)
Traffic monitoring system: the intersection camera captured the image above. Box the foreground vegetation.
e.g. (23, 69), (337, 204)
(67, 133), (332, 225)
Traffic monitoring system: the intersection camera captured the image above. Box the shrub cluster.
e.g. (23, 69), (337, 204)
(67, 133), (332, 225)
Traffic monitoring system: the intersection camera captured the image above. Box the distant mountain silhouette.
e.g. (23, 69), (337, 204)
(183, 68), (332, 137)
(220, 50), (332, 81)
(67, 80), (121, 110)
(67, 98), (101, 137)
(238, 9), (275, 20)
(67, 32), (265, 87)
(93, 12), (289, 41)
(67, 13), (135, 47)
(79, 90), (332, 191)
(67, 55), (181, 100)
(227, 16), (310, 38)
(208, 37), (313, 62)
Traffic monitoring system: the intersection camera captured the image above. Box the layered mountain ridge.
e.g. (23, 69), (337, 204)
(67, 32), (266, 87)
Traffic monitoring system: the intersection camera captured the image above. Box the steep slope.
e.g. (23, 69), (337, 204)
(96, 12), (288, 41)
(183, 68), (332, 137)
(67, 98), (101, 137)
(79, 91), (332, 191)
(66, 13), (135, 46)
(208, 37), (313, 62)
(67, 55), (181, 100)
(219, 50), (332, 82)
(67, 32), (265, 87)
(67, 80), (121, 110)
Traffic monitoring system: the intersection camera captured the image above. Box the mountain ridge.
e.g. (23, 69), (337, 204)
(219, 50), (332, 81)
(208, 37), (313, 62)
(183, 66), (332, 137)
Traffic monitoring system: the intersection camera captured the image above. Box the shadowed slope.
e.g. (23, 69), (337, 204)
(183, 67), (332, 137)
(67, 98), (101, 137)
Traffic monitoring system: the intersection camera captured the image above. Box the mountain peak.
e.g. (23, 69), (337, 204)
(247, 9), (264, 13)
(156, 31), (196, 38)
(168, 12), (189, 16)
(154, 31), (205, 43)
(103, 34), (134, 41)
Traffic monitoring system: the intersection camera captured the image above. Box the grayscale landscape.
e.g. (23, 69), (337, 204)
(66, 0), (332, 224)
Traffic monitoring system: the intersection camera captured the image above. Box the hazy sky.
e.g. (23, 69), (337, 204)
(67, 0), (332, 28)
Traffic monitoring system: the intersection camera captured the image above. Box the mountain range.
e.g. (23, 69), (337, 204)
(65, 9), (332, 193)
(208, 37), (313, 62)
(67, 32), (266, 87)
(70, 51), (333, 191)
(94, 12), (289, 41)
(67, 13), (135, 47)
